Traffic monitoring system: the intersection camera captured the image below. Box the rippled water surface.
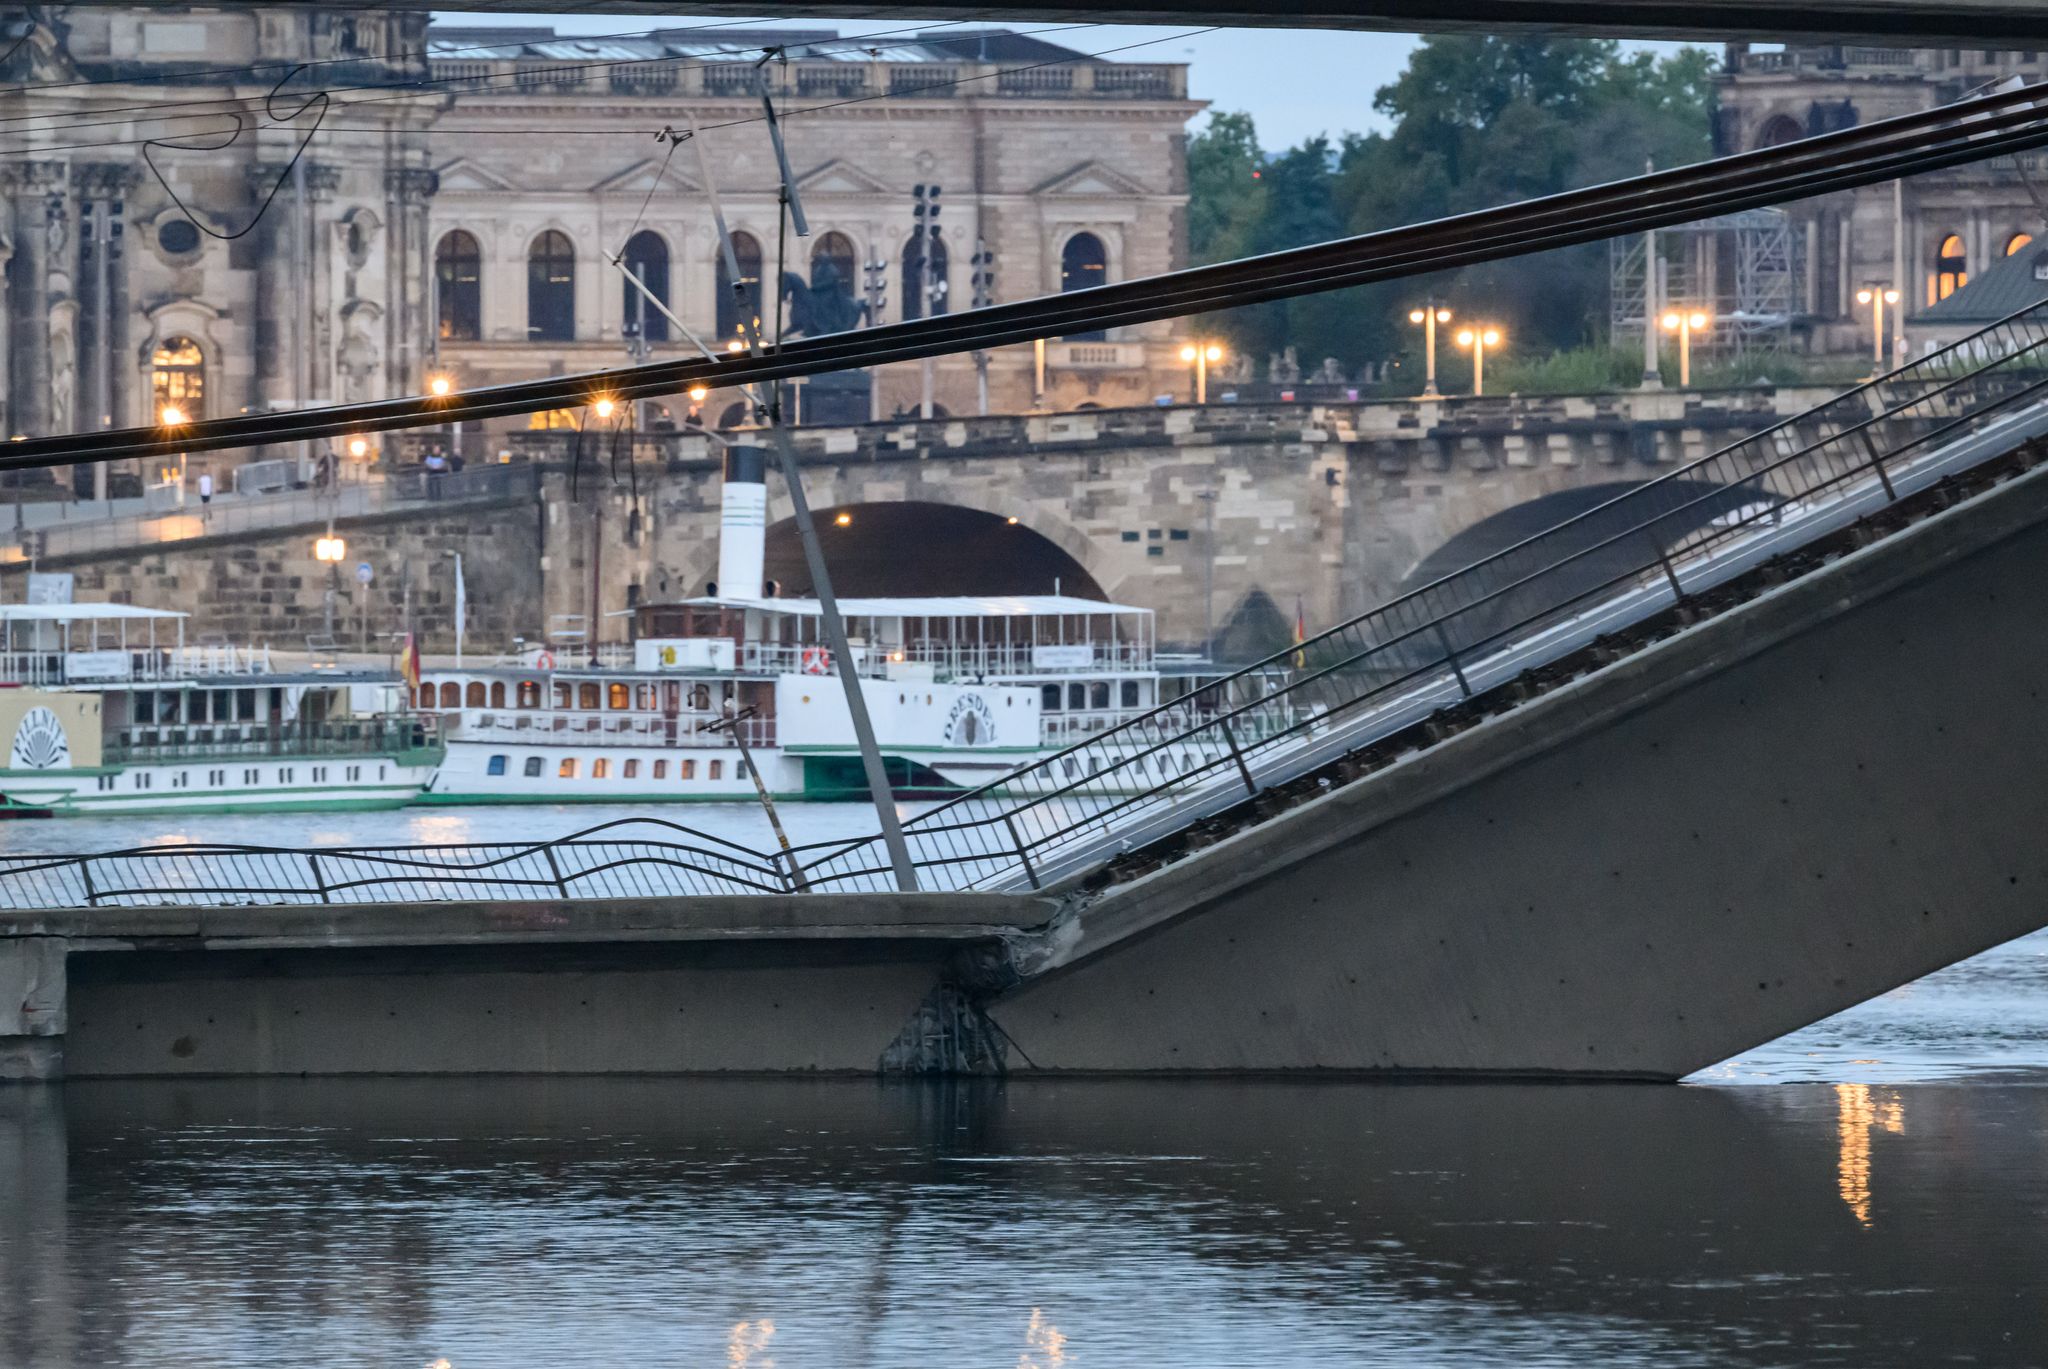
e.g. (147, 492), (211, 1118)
(5, 934), (2048, 1367)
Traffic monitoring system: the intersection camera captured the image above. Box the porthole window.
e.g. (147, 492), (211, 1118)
(157, 219), (201, 255)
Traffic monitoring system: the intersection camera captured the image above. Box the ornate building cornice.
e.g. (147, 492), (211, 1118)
(72, 162), (140, 198)
(0, 161), (69, 195)
(385, 167), (440, 200)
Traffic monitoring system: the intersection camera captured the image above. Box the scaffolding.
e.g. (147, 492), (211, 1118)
(1610, 208), (1798, 357)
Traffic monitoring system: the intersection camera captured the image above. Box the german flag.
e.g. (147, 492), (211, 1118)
(401, 633), (421, 699)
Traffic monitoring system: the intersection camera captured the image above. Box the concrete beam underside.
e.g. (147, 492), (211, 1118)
(990, 459), (2048, 1078)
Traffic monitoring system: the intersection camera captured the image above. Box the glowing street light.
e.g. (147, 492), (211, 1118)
(688, 384), (709, 402)
(1454, 326), (1502, 397)
(1178, 340), (1224, 404)
(158, 405), (186, 427)
(1856, 284), (1901, 377)
(594, 396), (617, 420)
(1660, 309), (1711, 387)
(426, 374), (453, 399)
(1407, 304), (1453, 397)
(314, 534), (347, 563)
(834, 511), (852, 527)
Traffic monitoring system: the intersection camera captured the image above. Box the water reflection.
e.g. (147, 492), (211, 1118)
(1833, 1083), (1906, 1226)
(1020, 1308), (1068, 1367)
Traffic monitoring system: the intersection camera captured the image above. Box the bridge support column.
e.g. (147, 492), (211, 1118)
(1, 938), (65, 1081)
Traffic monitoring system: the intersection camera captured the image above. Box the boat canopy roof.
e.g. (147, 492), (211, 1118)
(0, 603), (183, 622)
(615, 595), (1151, 619)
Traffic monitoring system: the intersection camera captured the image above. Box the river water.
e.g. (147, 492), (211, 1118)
(3, 804), (2047, 1364)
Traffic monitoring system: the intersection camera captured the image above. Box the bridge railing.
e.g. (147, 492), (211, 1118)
(782, 294), (2048, 894)
(5, 301), (2048, 908)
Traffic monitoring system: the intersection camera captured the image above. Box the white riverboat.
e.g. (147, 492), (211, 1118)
(414, 443), (1257, 803)
(0, 602), (442, 816)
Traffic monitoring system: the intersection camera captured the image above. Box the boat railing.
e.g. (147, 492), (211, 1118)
(449, 711), (776, 749)
(904, 642), (1152, 678)
(1039, 704), (1299, 747)
(104, 714), (441, 764)
(0, 643), (274, 686)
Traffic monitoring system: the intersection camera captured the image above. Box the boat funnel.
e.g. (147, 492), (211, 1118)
(718, 443), (768, 601)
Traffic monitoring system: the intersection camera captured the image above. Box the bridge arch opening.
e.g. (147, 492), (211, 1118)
(760, 501), (1106, 600)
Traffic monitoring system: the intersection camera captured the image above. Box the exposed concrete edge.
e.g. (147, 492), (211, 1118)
(1013, 455), (2048, 981)
(1, 891), (1059, 950)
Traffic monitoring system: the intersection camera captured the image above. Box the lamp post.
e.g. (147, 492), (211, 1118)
(1179, 341), (1223, 404)
(1407, 304), (1452, 397)
(1454, 326), (1501, 397)
(427, 372), (458, 465)
(1856, 284), (1900, 378)
(1660, 309), (1711, 388)
(314, 530), (346, 640)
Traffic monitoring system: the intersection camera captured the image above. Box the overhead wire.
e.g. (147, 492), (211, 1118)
(9, 80), (2046, 472)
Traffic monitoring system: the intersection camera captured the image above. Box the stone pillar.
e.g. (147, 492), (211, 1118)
(248, 162), (293, 417)
(304, 163), (342, 405)
(386, 166), (438, 397)
(0, 938), (66, 1081)
(4, 161), (67, 440)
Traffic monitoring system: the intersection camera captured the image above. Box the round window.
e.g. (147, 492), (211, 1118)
(157, 220), (201, 254)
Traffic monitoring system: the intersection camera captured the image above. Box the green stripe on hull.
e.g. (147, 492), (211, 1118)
(416, 790), (811, 806)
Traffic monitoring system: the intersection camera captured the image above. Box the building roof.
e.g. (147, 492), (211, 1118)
(1919, 241), (2048, 324)
(0, 603), (183, 622)
(426, 25), (1114, 66)
(625, 594), (1153, 618)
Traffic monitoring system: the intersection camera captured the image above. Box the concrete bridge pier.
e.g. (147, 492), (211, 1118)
(1, 937), (64, 1081)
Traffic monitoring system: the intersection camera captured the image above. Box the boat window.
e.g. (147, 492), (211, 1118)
(190, 691), (210, 723)
(518, 680), (542, 708)
(691, 685), (711, 710)
(135, 692), (156, 723)
(1091, 682), (1110, 710)
(681, 759), (697, 779)
(438, 682), (460, 708)
(466, 682), (487, 708)
(523, 756), (543, 777)
(578, 683), (600, 710)
(608, 683), (630, 711)
(1068, 683), (1087, 710)
(487, 754), (508, 776)
(708, 759), (724, 780)
(623, 759), (640, 779)
(736, 760), (748, 781)
(554, 682), (573, 709)
(238, 690), (258, 720)
(1122, 681), (1140, 708)
(592, 758), (610, 778)
(559, 758), (577, 778)
(632, 684), (652, 710)
(653, 759), (668, 779)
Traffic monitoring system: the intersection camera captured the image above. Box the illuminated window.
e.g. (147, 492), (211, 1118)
(591, 758), (610, 779)
(150, 336), (206, 420)
(435, 231), (482, 341)
(2009, 232), (2035, 256)
(558, 757), (577, 778)
(578, 682), (600, 710)
(681, 759), (697, 779)
(708, 759), (724, 780)
(517, 680), (542, 708)
(1933, 234), (1969, 302)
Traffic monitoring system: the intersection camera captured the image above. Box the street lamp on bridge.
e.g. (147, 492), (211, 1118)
(1454, 325), (1502, 397)
(1408, 304), (1452, 397)
(1660, 308), (1711, 388)
(1179, 341), (1224, 405)
(1857, 284), (1901, 378)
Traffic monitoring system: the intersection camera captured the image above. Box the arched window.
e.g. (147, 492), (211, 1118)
(715, 231), (763, 344)
(1754, 114), (1805, 149)
(489, 681), (506, 708)
(902, 227), (948, 322)
(435, 231), (482, 342)
(1933, 233), (1969, 303)
(2008, 232), (2035, 257)
(621, 230), (669, 344)
(527, 230), (576, 342)
(1060, 232), (1108, 342)
(150, 336), (205, 421)
(811, 231), (858, 314)
(465, 681), (486, 708)
(438, 682), (460, 708)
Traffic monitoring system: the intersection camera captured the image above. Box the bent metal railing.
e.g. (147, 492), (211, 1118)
(3, 297), (2048, 909)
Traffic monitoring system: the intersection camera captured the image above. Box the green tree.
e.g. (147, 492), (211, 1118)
(1182, 37), (1718, 380)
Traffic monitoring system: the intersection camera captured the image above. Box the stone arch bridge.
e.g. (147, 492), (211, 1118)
(56, 388), (1835, 656)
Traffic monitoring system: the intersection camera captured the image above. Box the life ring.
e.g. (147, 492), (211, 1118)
(535, 649), (556, 670)
(802, 646), (830, 675)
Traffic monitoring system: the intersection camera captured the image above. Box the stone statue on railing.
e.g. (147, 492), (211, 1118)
(778, 258), (865, 339)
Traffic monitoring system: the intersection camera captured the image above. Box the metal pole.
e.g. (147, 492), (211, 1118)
(1033, 337), (1047, 406)
(1642, 164), (1662, 389)
(767, 419), (918, 890)
(1473, 336), (1485, 397)
(1892, 177), (1908, 364)
(1423, 308), (1437, 398)
(1201, 488), (1216, 658)
(720, 703), (805, 890)
(1195, 349), (1207, 405)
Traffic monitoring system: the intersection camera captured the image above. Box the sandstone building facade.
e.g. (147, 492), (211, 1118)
(0, 5), (1202, 457)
